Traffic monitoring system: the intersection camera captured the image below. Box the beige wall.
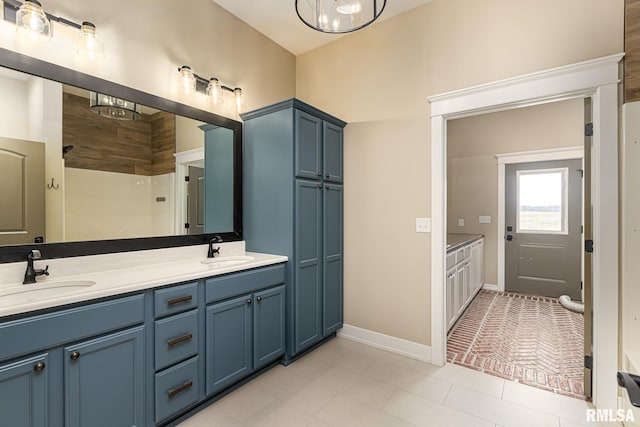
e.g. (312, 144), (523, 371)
(447, 99), (583, 286)
(0, 0), (295, 120)
(297, 0), (623, 346)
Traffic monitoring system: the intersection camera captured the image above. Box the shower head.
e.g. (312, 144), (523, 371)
(62, 145), (74, 157)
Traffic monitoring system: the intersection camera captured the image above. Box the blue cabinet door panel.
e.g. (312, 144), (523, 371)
(323, 122), (343, 183)
(206, 295), (252, 395)
(323, 184), (344, 334)
(253, 285), (286, 369)
(294, 180), (323, 352)
(65, 326), (145, 427)
(0, 354), (48, 427)
(295, 110), (322, 180)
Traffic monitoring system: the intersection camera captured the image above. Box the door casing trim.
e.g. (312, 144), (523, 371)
(496, 146), (583, 292)
(428, 53), (623, 411)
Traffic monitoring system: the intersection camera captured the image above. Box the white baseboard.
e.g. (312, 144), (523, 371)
(482, 283), (498, 291)
(337, 324), (432, 363)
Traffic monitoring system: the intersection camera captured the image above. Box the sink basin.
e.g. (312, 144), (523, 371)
(200, 255), (255, 268)
(0, 280), (97, 308)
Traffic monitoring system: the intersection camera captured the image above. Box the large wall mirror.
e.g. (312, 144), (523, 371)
(0, 48), (242, 263)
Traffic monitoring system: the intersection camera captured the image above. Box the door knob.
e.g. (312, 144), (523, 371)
(506, 235), (513, 241)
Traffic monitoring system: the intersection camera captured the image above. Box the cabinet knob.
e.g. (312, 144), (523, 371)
(325, 185), (329, 189)
(70, 351), (80, 360)
(33, 362), (45, 372)
(247, 299), (252, 305)
(317, 173), (322, 177)
(257, 296), (262, 303)
(325, 174), (330, 178)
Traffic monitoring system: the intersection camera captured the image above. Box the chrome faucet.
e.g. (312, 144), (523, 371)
(207, 236), (222, 258)
(23, 250), (49, 284)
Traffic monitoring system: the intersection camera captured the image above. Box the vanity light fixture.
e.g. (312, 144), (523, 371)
(15, 0), (50, 41)
(4, 0), (105, 58)
(177, 66), (244, 113)
(76, 22), (104, 60)
(89, 92), (141, 121)
(295, 0), (386, 34)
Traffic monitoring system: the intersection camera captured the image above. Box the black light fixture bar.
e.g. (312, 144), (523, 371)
(178, 66), (237, 95)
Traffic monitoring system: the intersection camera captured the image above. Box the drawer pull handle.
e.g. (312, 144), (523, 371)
(168, 381), (193, 399)
(33, 362), (45, 372)
(167, 333), (193, 347)
(167, 295), (192, 306)
(70, 351), (80, 360)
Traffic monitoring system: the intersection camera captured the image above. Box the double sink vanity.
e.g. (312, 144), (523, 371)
(0, 243), (292, 426)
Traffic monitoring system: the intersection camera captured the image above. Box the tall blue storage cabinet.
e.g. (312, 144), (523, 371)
(241, 99), (346, 359)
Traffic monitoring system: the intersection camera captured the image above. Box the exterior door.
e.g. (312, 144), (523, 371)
(0, 137), (45, 245)
(187, 165), (205, 234)
(505, 159), (582, 299)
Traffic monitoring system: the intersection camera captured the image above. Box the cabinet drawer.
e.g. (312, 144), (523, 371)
(155, 356), (199, 423)
(155, 310), (198, 371)
(205, 264), (285, 304)
(446, 252), (456, 269)
(154, 282), (198, 318)
(0, 294), (144, 362)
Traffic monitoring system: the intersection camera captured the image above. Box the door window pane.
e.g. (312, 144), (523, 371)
(516, 168), (567, 234)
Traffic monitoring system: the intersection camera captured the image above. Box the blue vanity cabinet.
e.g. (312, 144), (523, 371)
(205, 265), (286, 396)
(0, 353), (48, 427)
(242, 98), (346, 359)
(0, 294), (145, 427)
(205, 294), (253, 395)
(64, 326), (145, 427)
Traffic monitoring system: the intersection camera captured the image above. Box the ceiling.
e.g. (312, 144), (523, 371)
(212, 0), (432, 55)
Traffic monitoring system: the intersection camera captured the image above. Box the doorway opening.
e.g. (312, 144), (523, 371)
(429, 53), (622, 410)
(444, 100), (587, 398)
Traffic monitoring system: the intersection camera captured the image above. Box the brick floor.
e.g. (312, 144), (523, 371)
(447, 290), (585, 400)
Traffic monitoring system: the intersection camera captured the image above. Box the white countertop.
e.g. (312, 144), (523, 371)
(0, 242), (287, 318)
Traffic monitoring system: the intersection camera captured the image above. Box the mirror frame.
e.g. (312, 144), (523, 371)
(0, 47), (243, 263)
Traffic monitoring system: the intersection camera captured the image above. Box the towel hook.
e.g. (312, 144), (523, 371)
(47, 178), (59, 190)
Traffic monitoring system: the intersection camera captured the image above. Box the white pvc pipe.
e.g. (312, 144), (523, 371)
(559, 295), (584, 314)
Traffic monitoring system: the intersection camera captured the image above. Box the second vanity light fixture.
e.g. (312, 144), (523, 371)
(178, 65), (244, 113)
(3, 0), (104, 59)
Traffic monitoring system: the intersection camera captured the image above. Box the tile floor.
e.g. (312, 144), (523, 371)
(447, 290), (584, 399)
(178, 337), (615, 427)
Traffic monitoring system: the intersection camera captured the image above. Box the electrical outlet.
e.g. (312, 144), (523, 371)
(416, 218), (431, 233)
(458, 218), (465, 227)
(479, 216), (491, 224)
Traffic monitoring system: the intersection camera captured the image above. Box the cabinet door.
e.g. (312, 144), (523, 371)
(464, 262), (472, 305)
(295, 110), (322, 180)
(254, 285), (286, 370)
(446, 270), (455, 329)
(323, 183), (343, 335)
(65, 326), (145, 427)
(323, 122), (343, 183)
(206, 295), (252, 395)
(294, 180), (323, 352)
(0, 354), (48, 427)
(455, 264), (465, 316)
